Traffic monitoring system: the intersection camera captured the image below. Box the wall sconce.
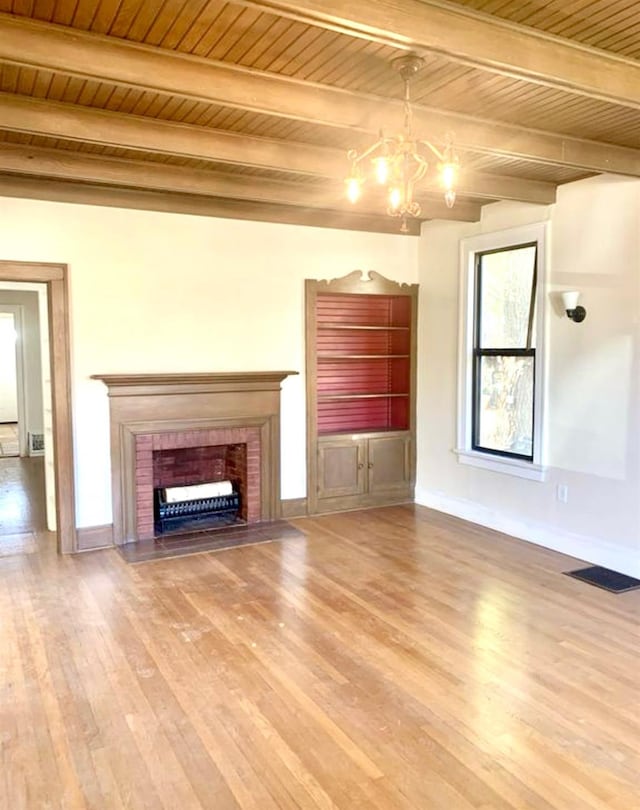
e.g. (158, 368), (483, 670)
(560, 290), (586, 323)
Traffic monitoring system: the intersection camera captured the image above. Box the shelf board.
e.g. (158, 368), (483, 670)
(318, 427), (409, 437)
(318, 393), (408, 401)
(317, 354), (410, 360)
(317, 324), (409, 331)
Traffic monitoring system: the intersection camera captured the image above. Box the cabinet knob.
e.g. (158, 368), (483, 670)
(368, 462), (374, 469)
(357, 462), (364, 469)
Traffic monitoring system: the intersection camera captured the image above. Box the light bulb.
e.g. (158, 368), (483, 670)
(440, 161), (458, 191)
(346, 176), (361, 204)
(444, 189), (456, 209)
(389, 187), (402, 210)
(373, 157), (389, 185)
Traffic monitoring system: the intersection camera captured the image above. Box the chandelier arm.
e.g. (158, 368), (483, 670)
(413, 162), (428, 182)
(417, 140), (445, 161)
(349, 134), (395, 167)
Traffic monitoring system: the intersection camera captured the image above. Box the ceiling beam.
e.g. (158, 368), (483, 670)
(0, 93), (343, 177)
(0, 175), (425, 235)
(0, 142), (483, 221)
(422, 171), (556, 205)
(0, 14), (637, 177)
(0, 96), (557, 205)
(245, 0), (640, 110)
(0, 14), (360, 132)
(0, 144), (342, 207)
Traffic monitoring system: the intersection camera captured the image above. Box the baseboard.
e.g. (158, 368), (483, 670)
(281, 497), (308, 519)
(415, 487), (639, 578)
(76, 523), (114, 551)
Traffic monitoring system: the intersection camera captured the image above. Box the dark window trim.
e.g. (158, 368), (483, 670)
(471, 242), (538, 462)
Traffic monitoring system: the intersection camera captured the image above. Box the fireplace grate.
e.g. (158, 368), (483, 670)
(154, 489), (240, 534)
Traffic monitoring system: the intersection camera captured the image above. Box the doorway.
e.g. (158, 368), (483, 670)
(0, 310), (19, 456)
(0, 302), (34, 461)
(0, 293), (48, 541)
(0, 261), (76, 553)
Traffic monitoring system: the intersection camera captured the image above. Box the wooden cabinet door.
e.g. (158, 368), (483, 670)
(317, 439), (366, 499)
(367, 434), (410, 494)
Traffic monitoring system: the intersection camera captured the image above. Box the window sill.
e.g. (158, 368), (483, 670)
(454, 449), (547, 481)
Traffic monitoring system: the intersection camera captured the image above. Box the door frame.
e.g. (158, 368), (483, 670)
(0, 261), (76, 553)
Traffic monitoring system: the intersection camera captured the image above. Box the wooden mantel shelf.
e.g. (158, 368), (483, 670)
(92, 371), (298, 396)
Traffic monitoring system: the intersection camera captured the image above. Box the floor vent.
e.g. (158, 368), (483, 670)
(29, 432), (45, 454)
(565, 566), (640, 593)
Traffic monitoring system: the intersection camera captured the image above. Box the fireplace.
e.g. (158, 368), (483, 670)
(92, 372), (296, 544)
(135, 426), (261, 539)
(152, 441), (247, 531)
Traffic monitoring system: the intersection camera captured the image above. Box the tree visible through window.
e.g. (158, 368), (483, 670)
(472, 243), (537, 460)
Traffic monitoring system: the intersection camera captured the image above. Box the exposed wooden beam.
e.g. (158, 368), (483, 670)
(0, 175), (425, 235)
(0, 93), (343, 177)
(415, 113), (640, 177)
(422, 170), (556, 205)
(0, 97), (557, 206)
(244, 0), (640, 110)
(0, 143), (482, 223)
(0, 14), (637, 177)
(0, 142), (341, 203)
(0, 14), (359, 132)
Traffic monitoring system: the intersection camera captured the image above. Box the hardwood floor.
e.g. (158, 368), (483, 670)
(0, 422), (19, 457)
(1, 505), (638, 809)
(0, 456), (46, 540)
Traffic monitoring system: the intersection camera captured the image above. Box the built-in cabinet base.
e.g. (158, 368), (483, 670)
(316, 431), (412, 512)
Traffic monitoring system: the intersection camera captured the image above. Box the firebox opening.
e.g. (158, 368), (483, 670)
(152, 442), (248, 536)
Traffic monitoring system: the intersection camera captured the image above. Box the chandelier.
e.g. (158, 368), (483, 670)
(345, 54), (461, 233)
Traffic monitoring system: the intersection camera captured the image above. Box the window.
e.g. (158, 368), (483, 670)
(473, 243), (537, 459)
(458, 223), (547, 480)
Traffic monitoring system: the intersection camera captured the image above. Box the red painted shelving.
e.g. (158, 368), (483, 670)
(315, 293), (412, 435)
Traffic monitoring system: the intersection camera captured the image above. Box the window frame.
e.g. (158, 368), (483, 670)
(457, 223), (548, 481)
(472, 241), (537, 461)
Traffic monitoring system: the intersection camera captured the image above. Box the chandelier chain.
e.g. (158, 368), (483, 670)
(403, 75), (412, 134)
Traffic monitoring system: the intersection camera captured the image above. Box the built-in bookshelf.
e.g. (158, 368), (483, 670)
(316, 293), (411, 434)
(306, 271), (418, 514)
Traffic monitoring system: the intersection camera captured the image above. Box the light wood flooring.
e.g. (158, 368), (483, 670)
(0, 505), (638, 809)
(0, 422), (19, 457)
(0, 456), (47, 559)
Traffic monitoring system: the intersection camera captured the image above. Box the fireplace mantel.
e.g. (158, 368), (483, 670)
(92, 370), (297, 544)
(92, 371), (296, 396)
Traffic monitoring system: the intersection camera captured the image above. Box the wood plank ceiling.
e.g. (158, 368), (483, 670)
(0, 0), (638, 235)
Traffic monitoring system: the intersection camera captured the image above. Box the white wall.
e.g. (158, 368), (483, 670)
(0, 196), (419, 529)
(417, 175), (640, 576)
(0, 289), (44, 440)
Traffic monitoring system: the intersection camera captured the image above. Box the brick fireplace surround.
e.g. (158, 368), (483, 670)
(92, 372), (296, 545)
(135, 426), (261, 540)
